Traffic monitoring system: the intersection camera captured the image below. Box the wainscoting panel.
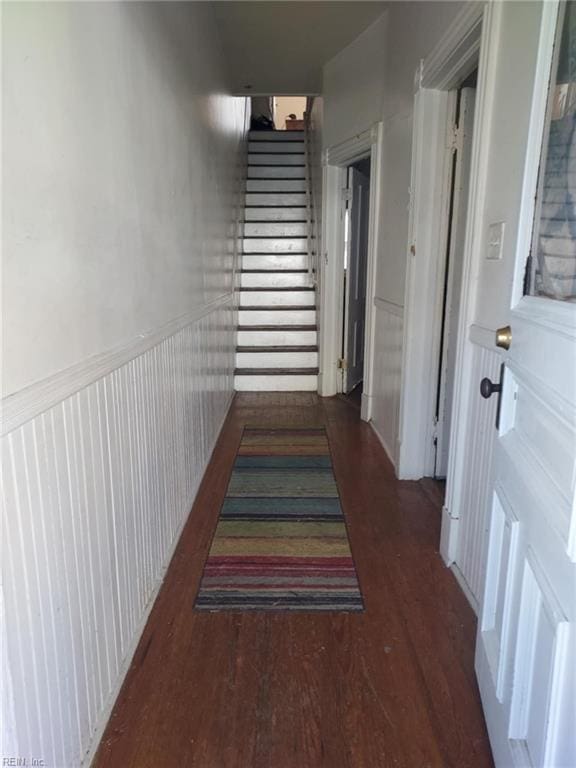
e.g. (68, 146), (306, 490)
(1, 299), (234, 767)
(454, 342), (501, 608)
(370, 299), (404, 469)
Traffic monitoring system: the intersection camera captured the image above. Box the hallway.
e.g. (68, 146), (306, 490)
(94, 394), (493, 768)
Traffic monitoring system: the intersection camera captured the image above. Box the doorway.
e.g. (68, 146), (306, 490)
(341, 157), (371, 401)
(433, 72), (477, 478)
(273, 96), (307, 130)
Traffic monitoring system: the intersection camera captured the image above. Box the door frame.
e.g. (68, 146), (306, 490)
(397, 1), (484, 481)
(318, 123), (384, 421)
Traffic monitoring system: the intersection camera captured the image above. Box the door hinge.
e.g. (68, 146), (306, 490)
(341, 188), (352, 203)
(448, 122), (459, 152)
(337, 358), (348, 370)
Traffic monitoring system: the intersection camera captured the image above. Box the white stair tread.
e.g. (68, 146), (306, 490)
(234, 374), (318, 392)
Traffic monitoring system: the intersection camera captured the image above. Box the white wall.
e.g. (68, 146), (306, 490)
(321, 2), (464, 466)
(2, 2), (246, 396)
(322, 13), (387, 150)
(1, 3), (247, 765)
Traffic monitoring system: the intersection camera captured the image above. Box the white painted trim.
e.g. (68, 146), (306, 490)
(450, 562), (480, 614)
(374, 296), (403, 317)
(369, 414), (397, 472)
(398, 2), (485, 483)
(441, 1), (503, 563)
(398, 88), (453, 480)
(421, 1), (484, 90)
(362, 123), (384, 420)
(318, 163), (347, 397)
(80, 389), (235, 767)
(325, 126), (376, 167)
(318, 122), (384, 422)
(1, 293), (234, 436)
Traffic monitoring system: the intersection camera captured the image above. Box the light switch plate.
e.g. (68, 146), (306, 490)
(487, 221), (505, 260)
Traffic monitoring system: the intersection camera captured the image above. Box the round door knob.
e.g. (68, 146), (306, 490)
(480, 377), (502, 399)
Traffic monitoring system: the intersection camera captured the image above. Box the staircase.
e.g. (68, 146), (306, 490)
(234, 129), (319, 392)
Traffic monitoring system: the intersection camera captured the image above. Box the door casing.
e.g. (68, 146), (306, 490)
(318, 123), (383, 421)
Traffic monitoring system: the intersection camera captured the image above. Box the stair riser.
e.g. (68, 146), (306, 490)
(247, 179), (306, 193)
(238, 309), (316, 325)
(244, 207), (307, 222)
(239, 291), (315, 307)
(241, 254), (308, 270)
(248, 141), (305, 154)
(248, 166), (305, 179)
(244, 222), (307, 237)
(236, 352), (318, 368)
(241, 272), (309, 288)
(248, 154), (305, 166)
(243, 238), (307, 254)
(245, 193), (306, 206)
(234, 374), (318, 392)
(249, 130), (304, 141)
(237, 330), (317, 346)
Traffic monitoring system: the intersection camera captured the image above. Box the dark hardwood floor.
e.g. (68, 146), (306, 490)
(93, 393), (493, 768)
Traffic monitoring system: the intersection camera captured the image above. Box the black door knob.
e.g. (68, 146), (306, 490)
(480, 377), (502, 399)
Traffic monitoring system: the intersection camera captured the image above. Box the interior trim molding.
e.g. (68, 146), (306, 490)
(325, 124), (377, 167)
(374, 296), (404, 317)
(421, 1), (484, 90)
(1, 293), (234, 436)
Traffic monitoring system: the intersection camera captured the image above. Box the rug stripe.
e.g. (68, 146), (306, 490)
(194, 427), (363, 612)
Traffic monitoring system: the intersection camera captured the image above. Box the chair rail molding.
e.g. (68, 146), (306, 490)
(1, 293), (234, 437)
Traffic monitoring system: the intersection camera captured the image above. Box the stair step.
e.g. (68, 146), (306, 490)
(249, 130), (304, 141)
(247, 179), (307, 193)
(248, 166), (305, 179)
(244, 222), (308, 236)
(238, 331), (317, 348)
(245, 193), (307, 206)
(238, 324), (317, 331)
(240, 291), (315, 307)
(248, 154), (305, 166)
(241, 272), (310, 288)
(243, 237), (308, 253)
(239, 286), (314, 291)
(239, 305), (314, 311)
(236, 350), (318, 368)
(249, 143), (304, 155)
(237, 345), (318, 352)
(234, 373), (318, 392)
(235, 367), (319, 375)
(244, 207), (307, 222)
(242, 254), (308, 270)
(238, 308), (316, 326)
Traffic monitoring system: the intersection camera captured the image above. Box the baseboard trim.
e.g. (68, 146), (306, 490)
(81, 388), (235, 767)
(368, 418), (397, 474)
(449, 562), (480, 616)
(1, 294), (234, 436)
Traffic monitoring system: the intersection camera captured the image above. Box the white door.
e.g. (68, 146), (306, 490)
(435, 87), (476, 477)
(476, 3), (576, 765)
(343, 166), (369, 393)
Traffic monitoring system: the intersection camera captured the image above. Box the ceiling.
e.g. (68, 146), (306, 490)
(212, 1), (388, 95)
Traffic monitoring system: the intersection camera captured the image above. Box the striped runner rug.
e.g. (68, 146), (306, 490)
(194, 427), (363, 612)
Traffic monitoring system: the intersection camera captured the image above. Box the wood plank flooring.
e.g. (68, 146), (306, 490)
(93, 393), (493, 768)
